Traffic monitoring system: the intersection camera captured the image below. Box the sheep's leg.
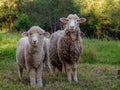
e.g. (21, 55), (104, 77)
(47, 60), (53, 73)
(73, 62), (78, 83)
(43, 63), (46, 69)
(29, 68), (36, 86)
(66, 63), (72, 82)
(62, 65), (64, 73)
(47, 51), (53, 73)
(51, 65), (56, 72)
(36, 64), (43, 87)
(18, 65), (23, 81)
(63, 62), (66, 73)
(52, 66), (55, 72)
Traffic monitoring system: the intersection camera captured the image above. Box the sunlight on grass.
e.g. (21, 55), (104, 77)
(81, 38), (120, 64)
(0, 32), (21, 59)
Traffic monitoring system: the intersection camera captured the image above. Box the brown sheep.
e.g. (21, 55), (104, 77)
(49, 14), (86, 82)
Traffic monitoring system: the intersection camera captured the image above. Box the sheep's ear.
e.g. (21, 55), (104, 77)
(43, 32), (50, 37)
(59, 17), (69, 23)
(78, 18), (86, 23)
(22, 32), (28, 37)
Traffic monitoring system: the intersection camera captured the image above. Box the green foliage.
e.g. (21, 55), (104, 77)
(15, 14), (30, 31)
(0, 0), (120, 39)
(0, 0), (18, 31)
(74, 0), (120, 39)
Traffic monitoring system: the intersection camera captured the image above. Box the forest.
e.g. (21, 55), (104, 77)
(0, 0), (120, 39)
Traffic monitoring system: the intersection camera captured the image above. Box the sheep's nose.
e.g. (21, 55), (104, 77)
(70, 26), (74, 29)
(33, 40), (37, 44)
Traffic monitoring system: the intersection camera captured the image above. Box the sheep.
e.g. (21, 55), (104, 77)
(16, 26), (49, 87)
(43, 38), (52, 73)
(49, 14), (86, 82)
(22, 32), (52, 73)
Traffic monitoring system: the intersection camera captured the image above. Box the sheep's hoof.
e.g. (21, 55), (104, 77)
(68, 79), (72, 83)
(18, 78), (22, 82)
(37, 82), (43, 87)
(30, 82), (36, 87)
(68, 80), (72, 83)
(75, 80), (78, 83)
(49, 70), (53, 75)
(31, 84), (35, 87)
(74, 78), (78, 83)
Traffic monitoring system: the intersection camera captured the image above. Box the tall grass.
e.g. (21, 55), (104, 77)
(0, 32), (120, 89)
(81, 38), (120, 64)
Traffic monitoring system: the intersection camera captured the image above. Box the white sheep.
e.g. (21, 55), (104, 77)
(16, 26), (49, 87)
(21, 32), (52, 73)
(49, 14), (86, 82)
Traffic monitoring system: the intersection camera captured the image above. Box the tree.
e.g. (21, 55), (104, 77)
(0, 0), (120, 39)
(15, 14), (30, 31)
(0, 0), (18, 31)
(20, 0), (79, 33)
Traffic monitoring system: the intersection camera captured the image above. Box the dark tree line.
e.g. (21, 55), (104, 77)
(0, 0), (120, 39)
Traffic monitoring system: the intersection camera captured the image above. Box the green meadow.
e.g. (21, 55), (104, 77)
(0, 32), (120, 90)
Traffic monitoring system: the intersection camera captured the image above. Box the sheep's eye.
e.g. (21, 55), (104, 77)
(39, 33), (42, 35)
(30, 33), (32, 35)
(76, 20), (78, 23)
(66, 19), (69, 21)
(77, 20), (80, 22)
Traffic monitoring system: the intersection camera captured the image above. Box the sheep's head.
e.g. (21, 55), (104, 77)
(22, 26), (49, 46)
(60, 14), (86, 32)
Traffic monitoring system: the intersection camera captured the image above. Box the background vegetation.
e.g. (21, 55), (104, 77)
(0, 0), (120, 39)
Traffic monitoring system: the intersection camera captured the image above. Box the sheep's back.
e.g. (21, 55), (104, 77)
(16, 37), (29, 68)
(49, 30), (64, 71)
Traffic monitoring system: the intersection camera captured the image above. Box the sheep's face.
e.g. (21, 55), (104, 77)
(22, 26), (49, 46)
(60, 14), (86, 32)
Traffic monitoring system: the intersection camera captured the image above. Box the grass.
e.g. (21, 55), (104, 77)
(0, 32), (120, 90)
(81, 38), (120, 64)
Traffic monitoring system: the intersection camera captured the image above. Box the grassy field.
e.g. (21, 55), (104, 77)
(0, 32), (120, 90)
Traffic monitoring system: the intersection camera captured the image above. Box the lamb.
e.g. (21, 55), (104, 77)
(16, 26), (49, 87)
(49, 14), (86, 82)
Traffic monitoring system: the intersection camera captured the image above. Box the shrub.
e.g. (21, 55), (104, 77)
(15, 14), (30, 31)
